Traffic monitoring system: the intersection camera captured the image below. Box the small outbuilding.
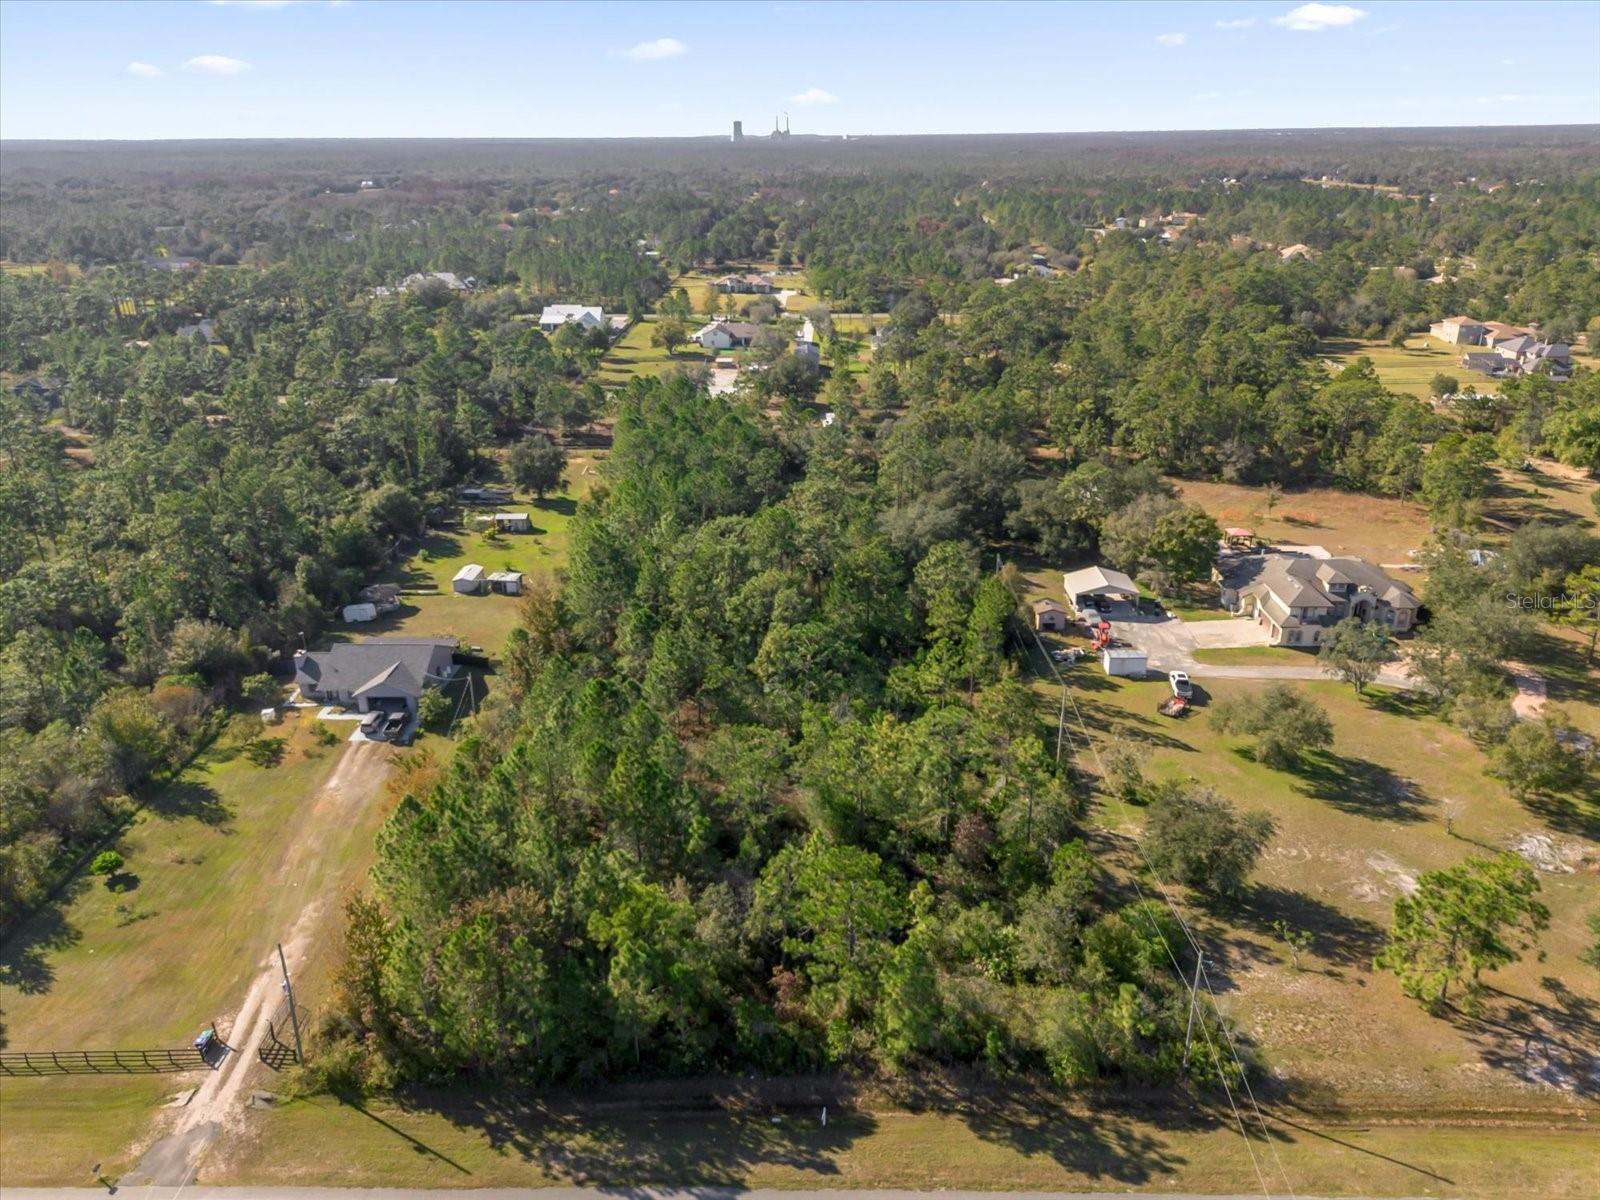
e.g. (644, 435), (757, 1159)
(493, 512), (532, 533)
(341, 602), (379, 624)
(1031, 597), (1069, 632)
(1101, 647), (1148, 677)
(452, 563), (486, 595)
(488, 570), (525, 596)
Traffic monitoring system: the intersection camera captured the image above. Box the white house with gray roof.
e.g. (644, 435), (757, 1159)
(1216, 552), (1419, 647)
(293, 637), (457, 715)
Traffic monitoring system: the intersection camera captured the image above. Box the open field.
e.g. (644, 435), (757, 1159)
(340, 453), (600, 655)
(1172, 478), (1433, 566)
(1051, 671), (1600, 1114)
(0, 716), (373, 1050)
(1319, 334), (1600, 400)
(596, 316), (711, 386)
(201, 1089), (1600, 1196)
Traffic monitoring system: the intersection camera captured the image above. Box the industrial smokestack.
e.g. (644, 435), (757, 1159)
(732, 120), (743, 141)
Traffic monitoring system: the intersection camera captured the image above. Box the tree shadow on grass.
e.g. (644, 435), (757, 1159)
(1289, 750), (1433, 823)
(146, 778), (231, 828)
(1455, 980), (1600, 1100)
(0, 894), (83, 1004)
(389, 1085), (874, 1185)
(534, 496), (577, 518)
(1518, 790), (1600, 841)
(1231, 884), (1386, 969)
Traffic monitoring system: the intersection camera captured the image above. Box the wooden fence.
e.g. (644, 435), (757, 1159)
(0, 1047), (207, 1076)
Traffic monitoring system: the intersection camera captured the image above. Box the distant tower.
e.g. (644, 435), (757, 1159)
(732, 120), (743, 142)
(785, 112), (790, 136)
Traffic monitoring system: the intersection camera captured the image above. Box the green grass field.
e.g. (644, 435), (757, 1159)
(343, 453), (600, 656)
(597, 316), (711, 386)
(210, 1089), (1600, 1195)
(1056, 672), (1600, 1114)
(1320, 334), (1600, 400)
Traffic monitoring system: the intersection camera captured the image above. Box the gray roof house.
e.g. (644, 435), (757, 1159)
(1216, 553), (1419, 647)
(293, 638), (457, 714)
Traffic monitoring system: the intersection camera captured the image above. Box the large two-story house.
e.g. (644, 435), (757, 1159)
(1216, 552), (1419, 647)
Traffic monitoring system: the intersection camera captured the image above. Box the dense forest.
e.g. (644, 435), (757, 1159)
(2, 134), (1598, 1082)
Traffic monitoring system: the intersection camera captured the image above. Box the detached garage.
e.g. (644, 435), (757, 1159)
(1062, 565), (1139, 617)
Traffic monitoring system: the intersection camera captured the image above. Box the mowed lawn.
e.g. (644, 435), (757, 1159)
(0, 712), (401, 1183)
(334, 452), (601, 657)
(1320, 334), (1600, 400)
(215, 1088), (1600, 1196)
(596, 316), (711, 387)
(1059, 672), (1600, 1113)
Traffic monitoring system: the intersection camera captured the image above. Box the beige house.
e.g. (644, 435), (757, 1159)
(1216, 553), (1418, 647)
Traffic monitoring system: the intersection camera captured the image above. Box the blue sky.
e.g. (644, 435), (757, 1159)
(1, 0), (1596, 140)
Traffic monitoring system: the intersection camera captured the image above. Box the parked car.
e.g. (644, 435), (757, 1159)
(382, 711), (408, 737)
(1168, 670), (1193, 698)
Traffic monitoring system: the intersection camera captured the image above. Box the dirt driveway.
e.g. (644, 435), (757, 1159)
(120, 739), (394, 1187)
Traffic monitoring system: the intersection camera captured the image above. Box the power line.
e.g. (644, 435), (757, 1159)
(1016, 610), (1293, 1198)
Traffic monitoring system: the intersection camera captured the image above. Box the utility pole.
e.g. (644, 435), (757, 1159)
(276, 942), (304, 1065)
(1181, 951), (1204, 1072)
(1055, 682), (1068, 765)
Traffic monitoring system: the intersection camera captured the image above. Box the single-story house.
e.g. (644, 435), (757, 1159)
(1102, 647), (1147, 677)
(1428, 316), (1488, 345)
(493, 512), (532, 533)
(1461, 351), (1513, 378)
(1032, 597), (1069, 632)
(488, 570), (525, 595)
(1279, 243), (1316, 261)
(1215, 552), (1419, 647)
(693, 321), (760, 349)
(453, 563), (487, 595)
(1062, 565), (1140, 617)
(539, 304), (604, 333)
(714, 273), (776, 294)
(293, 637), (456, 715)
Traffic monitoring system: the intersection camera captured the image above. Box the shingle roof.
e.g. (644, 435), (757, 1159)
(296, 638), (454, 700)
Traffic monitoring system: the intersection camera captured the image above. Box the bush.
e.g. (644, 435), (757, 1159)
(308, 720), (340, 747)
(91, 850), (125, 880)
(1212, 685), (1333, 769)
(1143, 782), (1275, 900)
(418, 687), (453, 730)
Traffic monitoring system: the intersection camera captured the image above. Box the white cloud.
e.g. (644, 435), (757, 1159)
(1215, 18), (1257, 29)
(790, 86), (837, 106)
(1270, 4), (1368, 32)
(126, 61), (163, 79)
(183, 55), (252, 75)
(1154, 32), (1188, 46)
(1475, 93), (1539, 103)
(619, 37), (687, 62)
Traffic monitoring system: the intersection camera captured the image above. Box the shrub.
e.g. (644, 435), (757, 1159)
(91, 849), (125, 880)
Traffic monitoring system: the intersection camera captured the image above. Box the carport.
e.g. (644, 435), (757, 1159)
(1062, 565), (1140, 618)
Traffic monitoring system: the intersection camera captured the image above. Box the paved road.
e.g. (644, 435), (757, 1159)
(6, 1191), (1421, 1200)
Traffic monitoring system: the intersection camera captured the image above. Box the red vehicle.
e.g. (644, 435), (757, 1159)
(1158, 695), (1189, 718)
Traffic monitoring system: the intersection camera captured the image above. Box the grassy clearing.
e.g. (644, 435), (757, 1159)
(1058, 673), (1600, 1113)
(0, 259), (79, 278)
(1173, 477), (1433, 565)
(1319, 334), (1600, 400)
(345, 455), (599, 656)
(0, 715), (373, 1051)
(208, 1090), (1600, 1195)
(596, 316), (711, 387)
